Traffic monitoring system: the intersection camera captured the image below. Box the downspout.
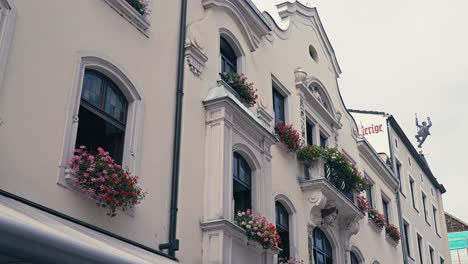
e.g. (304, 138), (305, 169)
(386, 116), (409, 264)
(159, 0), (188, 257)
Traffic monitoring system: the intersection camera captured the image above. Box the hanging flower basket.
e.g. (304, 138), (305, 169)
(221, 72), (258, 107)
(235, 209), (281, 250)
(68, 146), (146, 217)
(275, 122), (302, 152)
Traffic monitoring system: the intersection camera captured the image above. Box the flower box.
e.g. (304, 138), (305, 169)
(68, 146), (146, 217)
(367, 208), (386, 231)
(220, 72), (258, 107)
(385, 224), (401, 245)
(275, 122), (301, 152)
(386, 234), (400, 247)
(234, 209), (281, 250)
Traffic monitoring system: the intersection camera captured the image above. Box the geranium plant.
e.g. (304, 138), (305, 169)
(221, 72), (258, 107)
(357, 196), (370, 214)
(297, 145), (369, 196)
(278, 257), (305, 264)
(235, 209), (281, 250)
(385, 224), (401, 242)
(275, 121), (302, 152)
(68, 146), (146, 217)
(368, 208), (386, 230)
(296, 144), (323, 164)
(126, 0), (149, 16)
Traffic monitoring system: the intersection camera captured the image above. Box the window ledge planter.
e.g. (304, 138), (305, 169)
(200, 219), (281, 255)
(235, 210), (281, 251)
(104, 0), (150, 36)
(220, 72), (258, 107)
(66, 146), (146, 217)
(368, 219), (384, 233)
(385, 234), (399, 247)
(274, 122), (301, 153)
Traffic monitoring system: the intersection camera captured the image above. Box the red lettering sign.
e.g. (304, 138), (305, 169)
(360, 124), (383, 136)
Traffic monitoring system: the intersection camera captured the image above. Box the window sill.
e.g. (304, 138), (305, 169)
(400, 191), (407, 199)
(425, 220), (431, 227)
(58, 169), (135, 217)
(408, 255), (415, 264)
(104, 0), (150, 36)
(412, 206), (419, 214)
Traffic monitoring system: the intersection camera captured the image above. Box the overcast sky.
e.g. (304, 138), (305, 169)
(256, 0), (468, 222)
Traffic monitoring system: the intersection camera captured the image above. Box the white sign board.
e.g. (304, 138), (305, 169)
(351, 112), (390, 156)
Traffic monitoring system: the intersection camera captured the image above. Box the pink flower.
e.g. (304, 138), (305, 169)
(87, 155), (95, 161)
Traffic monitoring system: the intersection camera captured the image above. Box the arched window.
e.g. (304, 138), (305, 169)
(313, 228), (333, 264)
(76, 69), (128, 164)
(350, 251), (360, 264)
(276, 201), (290, 260)
(220, 37), (237, 73)
(233, 152), (251, 213)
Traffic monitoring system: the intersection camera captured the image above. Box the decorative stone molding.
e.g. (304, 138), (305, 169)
(185, 43), (208, 77)
(104, 0), (151, 36)
(256, 107), (274, 130)
(185, 24), (208, 77)
(202, 0), (271, 51)
(276, 1), (342, 78)
(294, 67), (307, 84)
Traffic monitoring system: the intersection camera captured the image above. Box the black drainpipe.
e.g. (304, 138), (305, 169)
(386, 116), (408, 264)
(159, 0), (188, 257)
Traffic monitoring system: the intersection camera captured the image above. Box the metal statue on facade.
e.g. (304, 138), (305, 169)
(415, 114), (432, 148)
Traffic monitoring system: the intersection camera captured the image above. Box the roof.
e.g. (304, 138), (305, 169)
(245, 0), (272, 30)
(446, 211), (468, 233)
(348, 109), (446, 194)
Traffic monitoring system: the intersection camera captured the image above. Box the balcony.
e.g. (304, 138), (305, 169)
(300, 157), (364, 231)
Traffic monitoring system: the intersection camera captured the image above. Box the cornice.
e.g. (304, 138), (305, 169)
(202, 0), (271, 51)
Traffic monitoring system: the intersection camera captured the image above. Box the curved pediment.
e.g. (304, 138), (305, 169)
(202, 0), (271, 51)
(263, 1), (342, 78)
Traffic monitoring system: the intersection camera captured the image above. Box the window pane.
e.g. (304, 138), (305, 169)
(220, 37), (237, 73)
(306, 121), (314, 145)
(320, 134), (327, 148)
(82, 72), (102, 107)
(75, 106), (125, 164)
(105, 83), (127, 123)
(272, 89), (285, 124)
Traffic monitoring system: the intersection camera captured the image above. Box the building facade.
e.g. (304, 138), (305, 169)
(350, 110), (451, 264)
(0, 1), (451, 264)
(0, 0), (183, 263)
(445, 212), (468, 264)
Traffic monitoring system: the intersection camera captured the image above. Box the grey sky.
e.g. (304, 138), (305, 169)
(256, 0), (468, 222)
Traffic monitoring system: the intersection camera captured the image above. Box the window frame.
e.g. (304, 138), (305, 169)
(422, 191), (430, 225)
(59, 56), (142, 187)
(403, 220), (412, 258)
(312, 228), (333, 264)
(409, 176), (418, 211)
(232, 152), (252, 214)
(275, 201), (290, 260)
(432, 205), (439, 235)
(381, 194), (391, 225)
(417, 233), (424, 264)
(219, 29), (245, 75)
(272, 87), (286, 125)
